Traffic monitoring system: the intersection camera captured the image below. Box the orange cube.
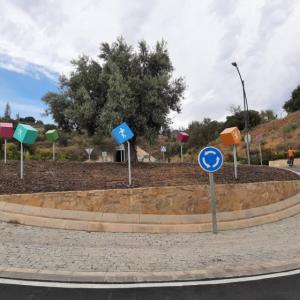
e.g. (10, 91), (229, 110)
(220, 127), (241, 145)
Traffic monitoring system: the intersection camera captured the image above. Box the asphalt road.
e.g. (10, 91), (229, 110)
(0, 271), (299, 300)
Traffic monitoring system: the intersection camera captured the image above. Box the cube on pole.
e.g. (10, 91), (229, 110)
(176, 132), (189, 163)
(220, 127), (241, 179)
(0, 123), (14, 163)
(45, 129), (59, 161)
(13, 124), (38, 179)
(112, 122), (134, 186)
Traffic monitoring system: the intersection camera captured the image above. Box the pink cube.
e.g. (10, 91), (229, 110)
(0, 123), (14, 139)
(176, 132), (189, 143)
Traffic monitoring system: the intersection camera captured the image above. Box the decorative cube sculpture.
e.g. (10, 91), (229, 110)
(176, 132), (189, 143)
(220, 127), (241, 145)
(0, 122), (13, 139)
(45, 129), (59, 142)
(13, 124), (38, 145)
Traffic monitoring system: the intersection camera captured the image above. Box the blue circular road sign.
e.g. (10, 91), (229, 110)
(198, 146), (223, 173)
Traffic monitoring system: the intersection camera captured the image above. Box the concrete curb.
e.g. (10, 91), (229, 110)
(0, 258), (300, 283)
(0, 192), (300, 232)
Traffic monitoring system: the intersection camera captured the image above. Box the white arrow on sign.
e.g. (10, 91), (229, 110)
(212, 156), (220, 168)
(202, 156), (220, 169)
(201, 150), (221, 169)
(202, 157), (210, 169)
(205, 150), (216, 156)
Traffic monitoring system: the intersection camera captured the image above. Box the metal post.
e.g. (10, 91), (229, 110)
(4, 139), (7, 163)
(208, 173), (218, 234)
(20, 143), (23, 179)
(180, 144), (183, 163)
(233, 144), (238, 179)
(242, 81), (251, 166)
(232, 62), (251, 165)
(52, 142), (55, 161)
(127, 141), (132, 185)
(162, 151), (165, 161)
(259, 143), (263, 165)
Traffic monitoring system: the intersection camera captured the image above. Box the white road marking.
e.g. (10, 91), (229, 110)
(0, 269), (299, 289)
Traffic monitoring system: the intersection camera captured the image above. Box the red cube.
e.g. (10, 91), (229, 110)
(0, 123), (14, 139)
(176, 132), (189, 143)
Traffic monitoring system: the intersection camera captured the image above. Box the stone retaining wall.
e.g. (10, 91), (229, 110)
(1, 180), (300, 215)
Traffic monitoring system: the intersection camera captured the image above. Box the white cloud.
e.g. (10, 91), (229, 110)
(0, 0), (300, 128)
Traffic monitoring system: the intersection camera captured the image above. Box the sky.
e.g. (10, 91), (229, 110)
(0, 0), (300, 127)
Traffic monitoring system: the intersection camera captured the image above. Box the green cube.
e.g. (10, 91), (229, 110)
(45, 129), (59, 142)
(13, 124), (38, 145)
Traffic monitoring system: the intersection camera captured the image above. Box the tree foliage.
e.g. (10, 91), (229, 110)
(283, 85), (300, 113)
(3, 102), (11, 120)
(224, 109), (261, 130)
(187, 118), (223, 148)
(42, 38), (185, 159)
(260, 110), (277, 123)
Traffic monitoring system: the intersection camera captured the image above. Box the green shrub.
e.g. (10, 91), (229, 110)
(276, 142), (300, 152)
(24, 151), (32, 160)
(2, 142), (20, 160)
(33, 148), (53, 161)
(282, 123), (299, 133)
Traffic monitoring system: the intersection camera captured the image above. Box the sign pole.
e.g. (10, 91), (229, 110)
(127, 141), (132, 185)
(20, 142), (23, 179)
(4, 139), (7, 163)
(233, 144), (238, 179)
(180, 143), (183, 163)
(208, 172), (218, 234)
(52, 142), (55, 161)
(259, 143), (263, 165)
(198, 146), (223, 234)
(162, 151), (164, 161)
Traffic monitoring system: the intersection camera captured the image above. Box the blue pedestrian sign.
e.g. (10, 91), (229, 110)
(198, 146), (223, 173)
(112, 122), (134, 145)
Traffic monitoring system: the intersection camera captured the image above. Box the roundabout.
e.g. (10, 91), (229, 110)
(0, 162), (299, 298)
(0, 162), (300, 233)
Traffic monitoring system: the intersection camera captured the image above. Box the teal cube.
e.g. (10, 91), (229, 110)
(13, 124), (38, 145)
(45, 129), (59, 142)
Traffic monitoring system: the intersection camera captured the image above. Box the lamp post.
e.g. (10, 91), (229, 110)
(231, 62), (251, 165)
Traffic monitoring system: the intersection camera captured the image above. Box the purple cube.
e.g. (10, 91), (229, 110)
(176, 132), (189, 143)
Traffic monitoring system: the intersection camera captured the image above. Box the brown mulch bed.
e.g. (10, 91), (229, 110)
(0, 161), (299, 195)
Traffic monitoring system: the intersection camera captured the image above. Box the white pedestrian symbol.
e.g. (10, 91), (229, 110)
(18, 129), (23, 136)
(119, 127), (126, 138)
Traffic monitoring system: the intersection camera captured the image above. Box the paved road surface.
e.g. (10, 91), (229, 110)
(0, 271), (299, 300)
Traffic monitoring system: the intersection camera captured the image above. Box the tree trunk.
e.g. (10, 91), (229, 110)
(129, 136), (138, 163)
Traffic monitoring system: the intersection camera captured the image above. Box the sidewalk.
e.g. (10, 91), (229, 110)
(0, 213), (299, 282)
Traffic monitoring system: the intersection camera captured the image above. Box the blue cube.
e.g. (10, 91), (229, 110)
(112, 122), (134, 145)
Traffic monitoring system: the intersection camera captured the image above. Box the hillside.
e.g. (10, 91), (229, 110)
(212, 111), (300, 163)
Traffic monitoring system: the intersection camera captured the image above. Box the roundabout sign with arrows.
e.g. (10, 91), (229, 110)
(198, 146), (223, 173)
(198, 146), (224, 234)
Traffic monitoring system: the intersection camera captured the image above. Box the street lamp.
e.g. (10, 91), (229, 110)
(231, 62), (251, 165)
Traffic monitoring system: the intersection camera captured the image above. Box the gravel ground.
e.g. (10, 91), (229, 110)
(0, 214), (299, 273)
(0, 161), (299, 194)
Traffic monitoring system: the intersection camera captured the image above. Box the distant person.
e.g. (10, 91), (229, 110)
(287, 148), (295, 167)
